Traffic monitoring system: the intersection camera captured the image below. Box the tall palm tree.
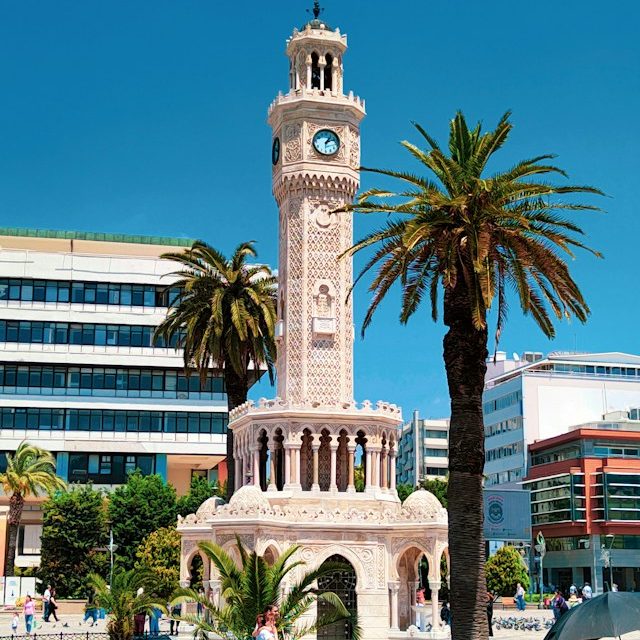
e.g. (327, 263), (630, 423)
(173, 538), (360, 640)
(339, 111), (602, 639)
(0, 442), (66, 576)
(155, 241), (277, 498)
(88, 569), (163, 640)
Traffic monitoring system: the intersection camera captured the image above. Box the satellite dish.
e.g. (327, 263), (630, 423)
(513, 352), (520, 361)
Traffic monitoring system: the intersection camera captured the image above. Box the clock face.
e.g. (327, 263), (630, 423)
(272, 137), (280, 165)
(312, 129), (340, 156)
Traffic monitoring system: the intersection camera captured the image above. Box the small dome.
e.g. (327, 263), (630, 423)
(402, 489), (446, 521)
(228, 484), (271, 512)
(195, 496), (224, 520)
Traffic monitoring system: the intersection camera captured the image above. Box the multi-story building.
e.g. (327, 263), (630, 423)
(524, 415), (640, 594)
(483, 351), (640, 487)
(0, 228), (233, 572)
(396, 410), (449, 486)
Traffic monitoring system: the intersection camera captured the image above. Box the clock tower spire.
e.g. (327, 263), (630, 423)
(268, 13), (365, 406)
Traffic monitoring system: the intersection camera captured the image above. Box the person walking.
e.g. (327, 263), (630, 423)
(149, 607), (161, 636)
(486, 592), (495, 637)
(23, 595), (35, 634)
(48, 589), (60, 623)
(169, 603), (181, 636)
(582, 582), (593, 600)
(197, 587), (205, 618)
(42, 585), (51, 622)
(515, 583), (526, 611)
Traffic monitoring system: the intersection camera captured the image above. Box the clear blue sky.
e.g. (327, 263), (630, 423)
(1, 1), (638, 419)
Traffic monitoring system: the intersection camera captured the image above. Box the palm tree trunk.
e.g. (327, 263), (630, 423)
(443, 280), (489, 640)
(5, 493), (24, 577)
(224, 368), (249, 500)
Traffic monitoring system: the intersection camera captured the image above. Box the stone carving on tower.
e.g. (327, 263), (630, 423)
(178, 6), (449, 638)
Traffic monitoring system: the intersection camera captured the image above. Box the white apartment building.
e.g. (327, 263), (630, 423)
(0, 228), (232, 571)
(396, 409), (449, 486)
(483, 350), (640, 488)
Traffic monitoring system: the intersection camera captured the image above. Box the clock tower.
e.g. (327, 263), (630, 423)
(268, 5), (365, 407)
(179, 8), (450, 639)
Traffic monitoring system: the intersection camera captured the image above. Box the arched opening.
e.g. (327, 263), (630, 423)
(258, 429), (268, 491)
(336, 430), (349, 492)
(311, 52), (321, 89)
(263, 545), (279, 566)
(354, 431), (367, 492)
(301, 429), (313, 491)
(396, 546), (447, 631)
(324, 53), (333, 91)
(319, 429), (331, 491)
(317, 555), (357, 640)
(189, 553), (204, 589)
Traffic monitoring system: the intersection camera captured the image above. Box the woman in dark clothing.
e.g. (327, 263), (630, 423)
(49, 589), (60, 622)
(486, 592), (495, 636)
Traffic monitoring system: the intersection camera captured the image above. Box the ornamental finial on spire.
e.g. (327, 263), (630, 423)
(309, 1), (322, 20)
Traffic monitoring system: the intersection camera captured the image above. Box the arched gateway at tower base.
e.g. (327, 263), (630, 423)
(178, 8), (449, 640)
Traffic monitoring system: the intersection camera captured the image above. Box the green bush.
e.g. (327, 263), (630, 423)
(485, 546), (530, 596)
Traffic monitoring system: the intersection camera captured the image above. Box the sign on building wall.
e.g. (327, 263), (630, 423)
(484, 489), (531, 541)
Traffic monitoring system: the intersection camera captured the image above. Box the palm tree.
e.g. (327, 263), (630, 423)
(88, 569), (163, 640)
(0, 442), (66, 576)
(173, 538), (360, 640)
(339, 111), (602, 639)
(155, 241), (277, 498)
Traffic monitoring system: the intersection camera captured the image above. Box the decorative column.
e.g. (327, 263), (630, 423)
(365, 449), (373, 492)
(208, 579), (221, 609)
(371, 448), (381, 488)
(306, 55), (312, 89)
(380, 446), (388, 491)
(408, 580), (419, 628)
(294, 446), (301, 487)
(347, 442), (356, 493)
(234, 455), (242, 492)
(429, 580), (441, 630)
(331, 60), (338, 93)
(284, 444), (292, 488)
(251, 445), (261, 488)
(389, 450), (397, 492)
(312, 442), (320, 491)
(268, 441), (277, 492)
(329, 440), (339, 492)
(319, 58), (326, 90)
(388, 582), (400, 630)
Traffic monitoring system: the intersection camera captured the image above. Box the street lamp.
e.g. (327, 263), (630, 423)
(534, 532), (546, 609)
(600, 534), (615, 591)
(106, 521), (118, 589)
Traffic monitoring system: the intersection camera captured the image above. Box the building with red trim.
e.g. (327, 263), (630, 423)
(524, 412), (640, 594)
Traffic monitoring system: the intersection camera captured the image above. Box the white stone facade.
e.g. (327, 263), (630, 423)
(178, 14), (449, 640)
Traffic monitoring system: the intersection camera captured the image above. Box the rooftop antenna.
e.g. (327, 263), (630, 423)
(308, 1), (323, 20)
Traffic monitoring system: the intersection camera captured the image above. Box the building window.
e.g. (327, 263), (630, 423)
(483, 390), (522, 415)
(17, 524), (42, 556)
(0, 320), (183, 349)
(425, 467), (447, 477)
(0, 407), (228, 435)
(0, 278), (181, 308)
(424, 429), (448, 439)
(68, 453), (156, 484)
(425, 448), (447, 457)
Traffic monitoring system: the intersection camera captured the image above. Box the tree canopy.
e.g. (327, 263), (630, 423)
(135, 526), (181, 600)
(38, 485), (109, 598)
(108, 472), (177, 568)
(485, 546), (530, 596)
